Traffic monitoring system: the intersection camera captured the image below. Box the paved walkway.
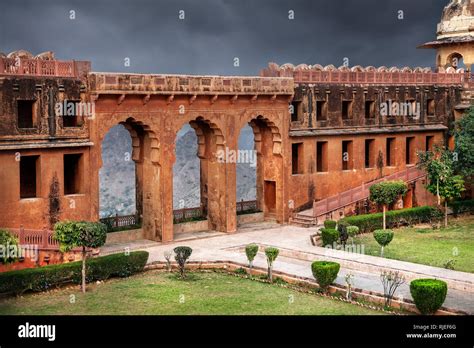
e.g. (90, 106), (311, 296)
(102, 223), (474, 314)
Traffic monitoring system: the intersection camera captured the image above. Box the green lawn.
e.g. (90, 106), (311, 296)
(0, 271), (382, 315)
(353, 216), (474, 273)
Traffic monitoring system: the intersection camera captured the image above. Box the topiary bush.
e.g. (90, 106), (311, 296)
(264, 247), (279, 282)
(324, 220), (337, 229)
(173, 246), (193, 279)
(346, 226), (360, 237)
(0, 229), (19, 264)
(0, 251), (149, 295)
(410, 279), (448, 315)
(245, 244), (259, 271)
(320, 228), (339, 247)
(373, 229), (394, 257)
(311, 261), (340, 292)
(346, 226), (360, 244)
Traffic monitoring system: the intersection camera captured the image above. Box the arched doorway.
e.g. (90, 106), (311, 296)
(173, 116), (225, 231)
(98, 117), (161, 240)
(236, 124), (257, 216)
(99, 124), (136, 219)
(173, 124), (205, 224)
(245, 115), (283, 220)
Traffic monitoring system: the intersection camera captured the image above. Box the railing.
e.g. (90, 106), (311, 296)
(0, 58), (76, 77)
(312, 166), (426, 218)
(236, 200), (258, 214)
(261, 67), (467, 86)
(100, 214), (140, 229)
(173, 206), (205, 223)
(7, 227), (61, 250)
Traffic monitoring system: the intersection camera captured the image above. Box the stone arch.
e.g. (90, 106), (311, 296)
(446, 52), (464, 69)
(248, 115), (282, 156)
(237, 112), (285, 220)
(98, 116), (159, 167)
(188, 116), (225, 159)
(96, 114), (162, 240)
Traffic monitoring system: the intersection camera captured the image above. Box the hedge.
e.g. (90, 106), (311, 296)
(410, 279), (448, 315)
(340, 206), (442, 234)
(450, 199), (474, 216)
(324, 220), (337, 229)
(0, 251), (149, 295)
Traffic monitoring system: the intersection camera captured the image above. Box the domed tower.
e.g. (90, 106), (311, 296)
(420, 0), (474, 71)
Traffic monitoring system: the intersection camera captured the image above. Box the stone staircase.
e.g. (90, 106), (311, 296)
(290, 166), (426, 228)
(289, 212), (319, 228)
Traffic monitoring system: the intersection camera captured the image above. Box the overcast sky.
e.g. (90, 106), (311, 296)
(0, 0), (448, 75)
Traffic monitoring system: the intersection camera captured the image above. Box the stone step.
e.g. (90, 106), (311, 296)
(289, 215), (318, 228)
(294, 214), (316, 222)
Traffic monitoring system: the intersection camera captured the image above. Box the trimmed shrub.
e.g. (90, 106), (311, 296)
(0, 251), (149, 295)
(324, 220), (337, 229)
(373, 229), (394, 256)
(450, 199), (474, 216)
(410, 279), (448, 315)
(264, 247), (279, 282)
(0, 229), (19, 264)
(245, 244), (259, 271)
(311, 261), (340, 291)
(340, 206), (441, 234)
(173, 246), (193, 279)
(320, 228), (339, 247)
(337, 221), (350, 244)
(346, 226), (360, 238)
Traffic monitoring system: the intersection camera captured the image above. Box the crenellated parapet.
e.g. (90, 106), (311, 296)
(0, 50), (90, 78)
(260, 62), (469, 85)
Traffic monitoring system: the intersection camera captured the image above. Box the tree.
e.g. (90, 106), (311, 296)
(453, 106), (474, 179)
(245, 244), (259, 273)
(418, 146), (465, 227)
(173, 246), (192, 279)
(369, 181), (408, 230)
(373, 229), (394, 257)
(380, 271), (405, 308)
(264, 247), (279, 283)
(54, 221), (107, 293)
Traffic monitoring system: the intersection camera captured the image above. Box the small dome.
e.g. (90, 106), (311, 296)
(7, 50), (33, 59)
(437, 0), (474, 39)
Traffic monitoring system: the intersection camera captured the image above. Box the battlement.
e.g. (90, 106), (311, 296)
(260, 62), (469, 85)
(0, 50), (90, 78)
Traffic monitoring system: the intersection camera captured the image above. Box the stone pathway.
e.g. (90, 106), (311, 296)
(102, 223), (474, 314)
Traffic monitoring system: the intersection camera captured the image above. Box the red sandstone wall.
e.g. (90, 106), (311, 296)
(0, 147), (94, 229)
(288, 131), (444, 208)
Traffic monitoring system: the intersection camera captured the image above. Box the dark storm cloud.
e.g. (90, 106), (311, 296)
(0, 0), (447, 75)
